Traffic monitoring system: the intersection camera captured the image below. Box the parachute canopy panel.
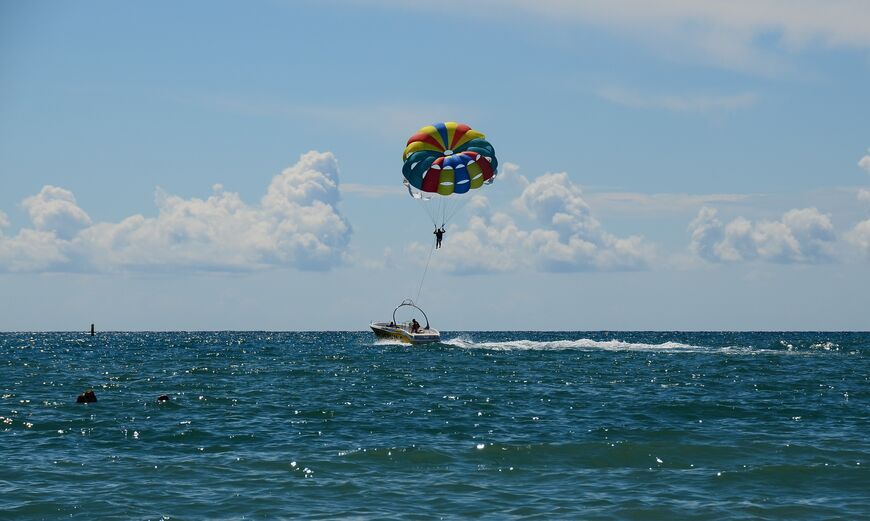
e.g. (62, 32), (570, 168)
(402, 122), (498, 196)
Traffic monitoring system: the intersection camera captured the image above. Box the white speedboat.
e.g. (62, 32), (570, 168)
(370, 299), (441, 344)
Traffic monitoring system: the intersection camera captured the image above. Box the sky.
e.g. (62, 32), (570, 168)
(1, 0), (869, 331)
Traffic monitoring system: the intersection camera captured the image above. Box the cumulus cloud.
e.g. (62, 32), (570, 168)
(424, 171), (653, 274)
(494, 162), (527, 188)
(846, 219), (870, 258)
(0, 151), (352, 273)
(848, 148), (870, 257)
(21, 186), (92, 240)
(859, 149), (870, 175)
(0, 229), (70, 272)
(688, 206), (835, 263)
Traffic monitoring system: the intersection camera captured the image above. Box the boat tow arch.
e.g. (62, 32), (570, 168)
(393, 299), (430, 329)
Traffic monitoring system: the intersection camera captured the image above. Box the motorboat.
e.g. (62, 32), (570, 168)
(370, 299), (441, 344)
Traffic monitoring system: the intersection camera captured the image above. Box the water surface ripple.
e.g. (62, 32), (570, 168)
(1, 331), (868, 520)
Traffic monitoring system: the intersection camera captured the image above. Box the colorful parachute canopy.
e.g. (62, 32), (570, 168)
(402, 122), (498, 195)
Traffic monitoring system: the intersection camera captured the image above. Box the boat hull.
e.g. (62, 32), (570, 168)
(370, 323), (440, 344)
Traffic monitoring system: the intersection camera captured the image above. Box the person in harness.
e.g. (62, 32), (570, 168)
(434, 226), (445, 249)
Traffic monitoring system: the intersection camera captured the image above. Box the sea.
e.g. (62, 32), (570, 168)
(1, 331), (868, 520)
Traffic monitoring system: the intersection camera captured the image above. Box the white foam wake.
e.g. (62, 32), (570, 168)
(442, 336), (837, 356)
(372, 338), (408, 346)
(442, 337), (702, 352)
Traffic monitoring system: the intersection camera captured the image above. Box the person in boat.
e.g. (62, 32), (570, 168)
(411, 318), (420, 333)
(434, 227), (445, 249)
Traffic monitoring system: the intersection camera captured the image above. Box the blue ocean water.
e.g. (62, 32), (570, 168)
(1, 331), (868, 520)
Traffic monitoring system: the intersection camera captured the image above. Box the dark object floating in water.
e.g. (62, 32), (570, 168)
(90, 324), (95, 336)
(157, 395), (170, 402)
(76, 389), (97, 403)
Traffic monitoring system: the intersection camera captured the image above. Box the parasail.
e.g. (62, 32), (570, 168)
(402, 122), (498, 226)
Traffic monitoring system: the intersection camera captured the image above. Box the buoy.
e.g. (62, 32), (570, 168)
(76, 390), (97, 403)
(90, 324), (95, 336)
(157, 395), (170, 402)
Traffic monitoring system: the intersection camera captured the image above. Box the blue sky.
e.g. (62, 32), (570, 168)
(2, 0), (869, 330)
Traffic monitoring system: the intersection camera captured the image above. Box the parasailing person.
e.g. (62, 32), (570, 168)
(434, 226), (445, 249)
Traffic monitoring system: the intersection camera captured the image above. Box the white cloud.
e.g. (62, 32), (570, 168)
(0, 210), (8, 233)
(366, 0), (870, 73)
(531, 0), (870, 48)
(846, 219), (870, 258)
(432, 204), (528, 274)
(859, 148), (870, 175)
(21, 185), (92, 240)
(0, 229), (70, 272)
(597, 86), (759, 112)
(423, 172), (653, 274)
(494, 162), (528, 188)
(688, 207), (724, 260)
(858, 149), (870, 204)
(688, 206), (835, 263)
(0, 151), (352, 273)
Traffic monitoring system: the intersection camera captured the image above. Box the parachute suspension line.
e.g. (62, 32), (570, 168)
(443, 195), (471, 227)
(415, 238), (436, 305)
(436, 196), (460, 228)
(412, 192), (470, 229)
(441, 196), (454, 227)
(416, 195), (438, 227)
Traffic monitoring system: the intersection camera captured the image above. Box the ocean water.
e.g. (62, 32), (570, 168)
(1, 331), (868, 520)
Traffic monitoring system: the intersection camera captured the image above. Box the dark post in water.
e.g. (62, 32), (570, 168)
(90, 324), (95, 336)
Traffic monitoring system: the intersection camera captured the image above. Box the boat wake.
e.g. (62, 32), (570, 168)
(441, 337), (830, 355)
(372, 338), (409, 346)
(443, 337), (702, 353)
